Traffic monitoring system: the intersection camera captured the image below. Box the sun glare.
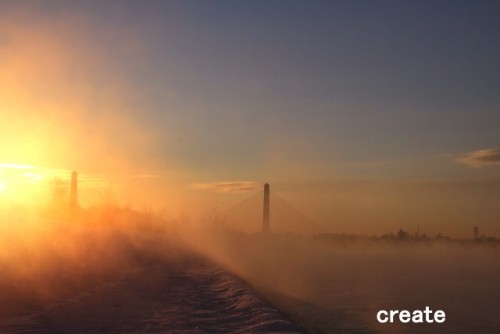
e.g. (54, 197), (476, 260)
(0, 163), (67, 204)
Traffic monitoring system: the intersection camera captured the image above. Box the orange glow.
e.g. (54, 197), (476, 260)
(0, 16), (168, 212)
(0, 163), (69, 205)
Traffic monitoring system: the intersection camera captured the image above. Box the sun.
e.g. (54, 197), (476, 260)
(0, 164), (76, 205)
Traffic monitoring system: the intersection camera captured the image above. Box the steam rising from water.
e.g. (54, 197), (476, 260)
(1, 201), (499, 334)
(184, 228), (500, 333)
(0, 207), (177, 319)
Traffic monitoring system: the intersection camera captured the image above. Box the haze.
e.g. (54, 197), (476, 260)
(1, 1), (499, 237)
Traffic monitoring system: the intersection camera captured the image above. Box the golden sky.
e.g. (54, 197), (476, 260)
(1, 2), (499, 237)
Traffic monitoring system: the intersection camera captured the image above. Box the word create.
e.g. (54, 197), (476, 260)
(377, 307), (446, 324)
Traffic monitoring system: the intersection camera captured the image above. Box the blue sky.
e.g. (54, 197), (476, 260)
(102, 0), (500, 174)
(1, 1), (499, 235)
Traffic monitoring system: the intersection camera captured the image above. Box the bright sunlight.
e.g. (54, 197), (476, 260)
(0, 163), (68, 204)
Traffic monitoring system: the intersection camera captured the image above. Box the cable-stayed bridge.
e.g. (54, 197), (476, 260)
(221, 183), (323, 235)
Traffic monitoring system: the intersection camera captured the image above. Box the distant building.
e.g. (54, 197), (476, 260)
(473, 226), (479, 240)
(397, 229), (409, 240)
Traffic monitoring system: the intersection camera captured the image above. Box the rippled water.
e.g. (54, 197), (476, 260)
(0, 227), (305, 333)
(197, 234), (500, 334)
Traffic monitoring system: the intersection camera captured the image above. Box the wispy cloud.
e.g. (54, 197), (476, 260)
(455, 148), (500, 168)
(192, 181), (260, 193)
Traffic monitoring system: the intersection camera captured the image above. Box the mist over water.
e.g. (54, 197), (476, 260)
(1, 1), (499, 333)
(0, 212), (175, 320)
(1, 199), (499, 334)
(0, 206), (308, 333)
(185, 228), (500, 333)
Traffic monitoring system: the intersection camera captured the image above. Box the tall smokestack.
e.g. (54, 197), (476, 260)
(70, 171), (78, 211)
(263, 183), (270, 233)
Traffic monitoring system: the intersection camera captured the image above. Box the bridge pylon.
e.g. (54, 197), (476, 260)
(263, 183), (270, 233)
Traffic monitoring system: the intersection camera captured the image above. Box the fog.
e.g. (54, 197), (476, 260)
(184, 227), (500, 333)
(1, 199), (499, 333)
(0, 205), (182, 320)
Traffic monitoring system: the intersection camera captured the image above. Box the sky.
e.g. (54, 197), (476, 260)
(0, 1), (499, 237)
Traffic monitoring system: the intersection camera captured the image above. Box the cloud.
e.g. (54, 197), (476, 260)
(192, 181), (261, 193)
(455, 148), (500, 168)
